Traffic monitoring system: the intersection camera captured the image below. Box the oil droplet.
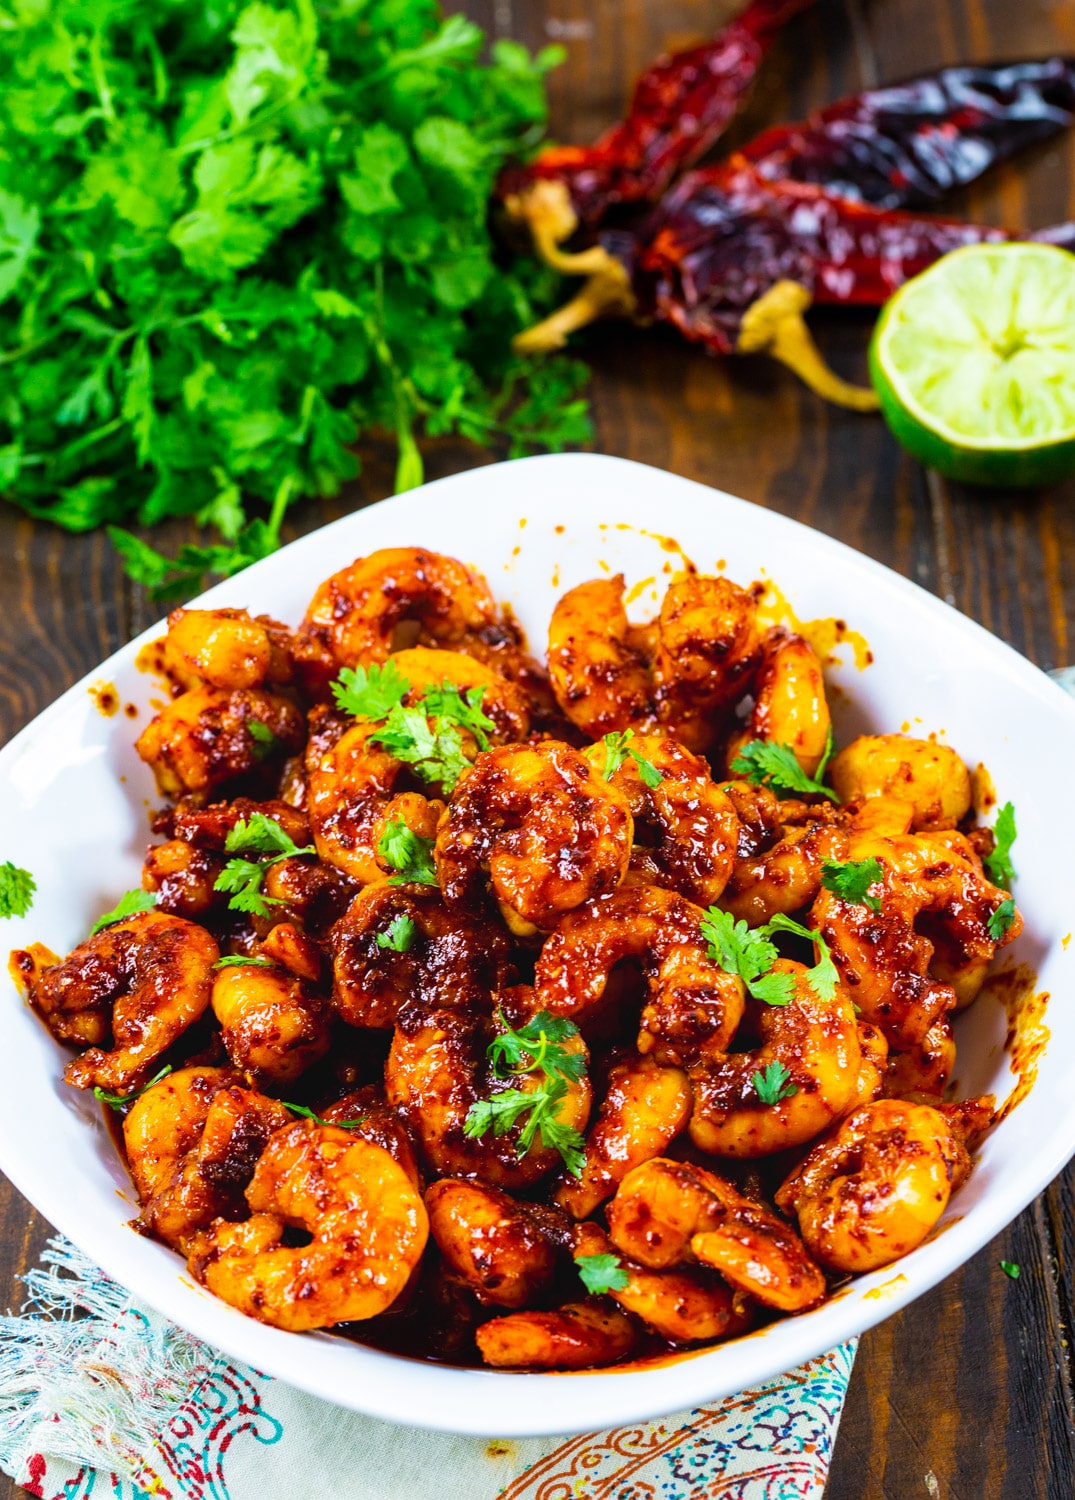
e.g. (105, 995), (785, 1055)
(624, 576), (656, 607)
(124, 702), (139, 719)
(987, 964), (1050, 1122)
(88, 680), (119, 716)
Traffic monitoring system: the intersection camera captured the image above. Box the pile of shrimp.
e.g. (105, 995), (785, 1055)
(9, 548), (1019, 1369)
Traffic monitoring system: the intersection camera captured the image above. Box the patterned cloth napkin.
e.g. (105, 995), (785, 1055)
(0, 1239), (855, 1500)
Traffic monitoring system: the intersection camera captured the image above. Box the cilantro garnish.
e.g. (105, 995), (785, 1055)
(376, 913), (417, 952)
(377, 819), (438, 887)
(94, 1064), (172, 1111)
(0, 6), (588, 595)
(764, 914), (840, 1001)
(333, 665), (494, 793)
(821, 857), (884, 913)
(700, 907), (790, 1006)
(213, 955), (276, 969)
(464, 1011), (587, 1176)
(730, 729), (838, 802)
(751, 1059), (799, 1106)
(247, 719), (280, 762)
(984, 801), (1017, 889)
(331, 662), (411, 721)
(419, 683), (495, 751)
(0, 862), (36, 919)
(987, 898), (1016, 943)
(213, 814), (314, 917)
(90, 888), (157, 935)
(597, 729), (662, 788)
(701, 908), (839, 1006)
(999, 1260), (1021, 1280)
(575, 1253), (629, 1295)
(280, 1101), (366, 1129)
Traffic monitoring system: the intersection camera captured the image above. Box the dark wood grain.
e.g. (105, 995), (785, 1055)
(2, 0), (1074, 1494)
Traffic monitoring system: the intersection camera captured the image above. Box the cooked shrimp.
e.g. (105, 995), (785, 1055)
(883, 1017), (955, 1100)
(330, 883), (512, 1030)
(14, 910), (217, 1093)
(142, 839), (226, 920)
(812, 830), (1020, 1048)
(688, 959), (871, 1157)
(426, 1179), (559, 1308)
(385, 1003), (591, 1189)
(723, 815), (847, 926)
(534, 885), (744, 1066)
(555, 1053), (691, 1219)
(305, 709), (443, 883)
(189, 1120), (428, 1330)
(162, 608), (292, 692)
(136, 688), (304, 799)
(293, 548), (498, 692)
(652, 574), (762, 749)
(211, 961), (330, 1084)
(435, 740), (633, 933)
(589, 732), (739, 907)
(574, 1221), (751, 1344)
(547, 576), (655, 738)
(318, 1085), (424, 1188)
(607, 1157), (824, 1311)
(726, 627), (831, 777)
(547, 573), (760, 751)
(124, 1066), (292, 1253)
(476, 1299), (637, 1370)
(775, 1099), (971, 1274)
(829, 735), (972, 831)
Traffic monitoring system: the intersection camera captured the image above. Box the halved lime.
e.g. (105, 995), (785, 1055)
(869, 242), (1075, 488)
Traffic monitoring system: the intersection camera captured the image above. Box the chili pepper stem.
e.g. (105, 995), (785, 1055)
(737, 281), (880, 410)
(504, 179), (614, 274)
(513, 256), (637, 353)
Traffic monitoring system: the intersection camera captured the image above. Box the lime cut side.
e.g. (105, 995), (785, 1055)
(870, 243), (1075, 488)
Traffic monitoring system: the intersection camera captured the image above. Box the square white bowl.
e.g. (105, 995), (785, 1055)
(2, 452), (1073, 1437)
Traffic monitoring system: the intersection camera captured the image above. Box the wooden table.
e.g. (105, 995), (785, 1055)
(2, 0), (1074, 1494)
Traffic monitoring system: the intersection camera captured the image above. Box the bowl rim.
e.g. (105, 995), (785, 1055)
(3, 449), (1075, 1438)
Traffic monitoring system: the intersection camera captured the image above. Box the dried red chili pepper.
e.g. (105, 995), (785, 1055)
(499, 0), (815, 262)
(516, 157), (1075, 408)
(511, 56), (1075, 408)
(739, 58), (1075, 209)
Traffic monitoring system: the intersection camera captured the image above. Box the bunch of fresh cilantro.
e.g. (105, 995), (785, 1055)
(0, 0), (588, 596)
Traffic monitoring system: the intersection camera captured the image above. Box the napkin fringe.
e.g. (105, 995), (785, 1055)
(0, 1236), (213, 1488)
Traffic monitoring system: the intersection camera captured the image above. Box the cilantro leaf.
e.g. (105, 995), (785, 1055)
(419, 683), (495, 751)
(376, 913), (417, 952)
(247, 718), (280, 761)
(821, 857), (884, 913)
(90, 888), (157, 935)
(730, 737), (838, 802)
(987, 897), (1016, 943)
(0, 862), (35, 919)
(371, 704), (471, 792)
(214, 814), (314, 916)
(94, 1064), (172, 1111)
(763, 913), (840, 1002)
(984, 802), (1017, 889)
(213, 954), (276, 969)
(700, 907), (791, 1005)
(999, 1260), (1021, 1280)
(280, 1100), (366, 1129)
(377, 819), (438, 887)
(465, 1011), (586, 1175)
(575, 1253), (629, 1295)
(331, 662), (411, 721)
(597, 729), (662, 788)
(752, 1059), (799, 1105)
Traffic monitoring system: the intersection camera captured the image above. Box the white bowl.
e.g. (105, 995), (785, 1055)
(1, 452), (1073, 1437)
